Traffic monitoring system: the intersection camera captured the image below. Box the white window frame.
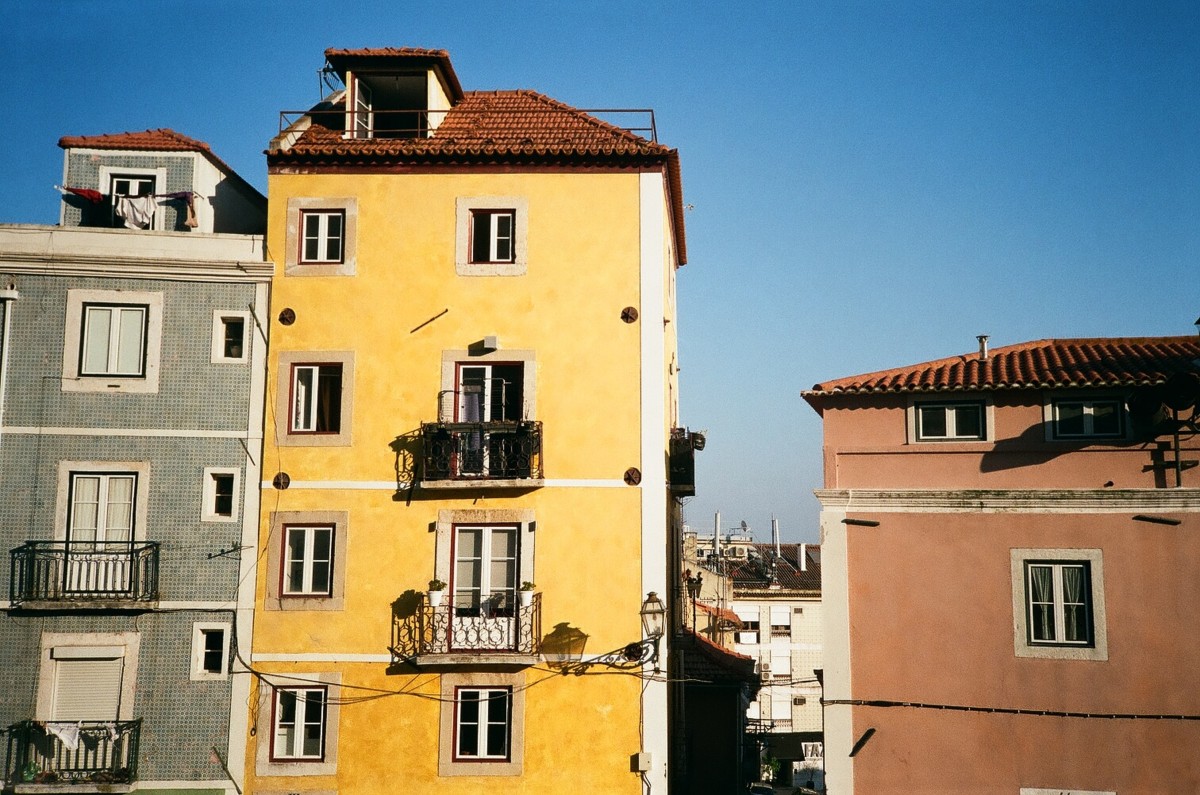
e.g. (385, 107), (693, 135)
(439, 672), (525, 776)
(1044, 395), (1128, 441)
(67, 472), (136, 543)
(265, 511), (349, 611)
(80, 304), (148, 377)
(271, 686), (327, 761)
(99, 165), (166, 231)
(1025, 561), (1093, 646)
(282, 524), (335, 598)
(255, 673), (340, 777)
(62, 289), (164, 394)
(284, 197), (357, 276)
(201, 466), (240, 523)
(54, 461), (150, 543)
(910, 399), (988, 442)
(289, 363), (344, 433)
(469, 210), (516, 264)
(1011, 548), (1107, 661)
(453, 686), (512, 762)
(211, 310), (251, 363)
(455, 196), (529, 276)
(299, 209), (346, 264)
(439, 349), (535, 422)
(190, 622), (231, 681)
(274, 351), (354, 447)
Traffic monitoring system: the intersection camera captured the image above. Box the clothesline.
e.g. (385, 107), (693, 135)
(54, 185), (201, 229)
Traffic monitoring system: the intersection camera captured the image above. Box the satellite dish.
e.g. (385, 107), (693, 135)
(1162, 371), (1200, 412)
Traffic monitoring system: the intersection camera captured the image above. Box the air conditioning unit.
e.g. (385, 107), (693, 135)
(759, 663), (771, 680)
(793, 697), (807, 706)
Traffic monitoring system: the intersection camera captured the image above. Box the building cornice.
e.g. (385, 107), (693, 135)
(815, 488), (1200, 513)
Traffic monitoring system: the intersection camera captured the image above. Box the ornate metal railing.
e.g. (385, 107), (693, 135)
(420, 421), (543, 482)
(391, 592), (541, 660)
(5, 720), (140, 785)
(9, 542), (159, 604)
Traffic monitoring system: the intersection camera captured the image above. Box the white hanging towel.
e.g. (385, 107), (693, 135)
(45, 721), (81, 750)
(115, 195), (157, 229)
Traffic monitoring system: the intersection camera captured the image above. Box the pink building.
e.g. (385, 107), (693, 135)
(802, 335), (1200, 794)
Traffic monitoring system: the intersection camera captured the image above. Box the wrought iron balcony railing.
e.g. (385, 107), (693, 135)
(5, 719), (140, 786)
(391, 591), (541, 662)
(420, 421), (543, 483)
(9, 541), (160, 605)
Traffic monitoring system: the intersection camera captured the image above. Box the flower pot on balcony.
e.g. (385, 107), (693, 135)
(428, 589), (446, 607)
(518, 584), (535, 608)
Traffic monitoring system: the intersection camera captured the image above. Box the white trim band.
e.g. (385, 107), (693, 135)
(816, 488), (1200, 512)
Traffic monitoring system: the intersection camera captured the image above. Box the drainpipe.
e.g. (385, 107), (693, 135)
(772, 518), (781, 559)
(0, 282), (20, 457)
(713, 511), (721, 562)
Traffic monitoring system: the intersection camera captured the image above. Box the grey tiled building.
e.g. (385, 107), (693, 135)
(0, 130), (269, 794)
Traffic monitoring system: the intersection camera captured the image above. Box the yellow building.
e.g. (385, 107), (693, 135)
(245, 48), (687, 794)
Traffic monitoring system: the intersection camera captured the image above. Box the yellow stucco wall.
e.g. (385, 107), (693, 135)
(248, 167), (679, 793)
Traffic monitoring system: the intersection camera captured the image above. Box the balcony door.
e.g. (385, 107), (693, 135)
(456, 364), (523, 476)
(42, 645), (126, 774)
(65, 474), (135, 594)
(451, 525), (519, 650)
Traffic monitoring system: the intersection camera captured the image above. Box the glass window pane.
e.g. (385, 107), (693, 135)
(82, 308), (112, 373)
(472, 213), (492, 262)
(954, 405), (982, 438)
(293, 367), (314, 431)
(316, 365), (342, 432)
(919, 406), (946, 438)
(1057, 403), (1085, 435)
(70, 476), (100, 540)
(222, 318), (245, 359)
(1092, 402), (1120, 435)
(114, 308), (145, 374)
(325, 213), (344, 261)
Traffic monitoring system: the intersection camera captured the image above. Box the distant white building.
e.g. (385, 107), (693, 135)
(684, 523), (824, 790)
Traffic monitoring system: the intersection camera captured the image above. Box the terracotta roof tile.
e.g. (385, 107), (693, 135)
(804, 336), (1200, 398)
(695, 601), (744, 628)
(676, 627), (759, 688)
(728, 544), (822, 592)
(57, 129), (259, 196)
(271, 89), (686, 262)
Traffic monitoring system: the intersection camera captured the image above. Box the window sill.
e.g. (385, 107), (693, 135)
(414, 653), (539, 669)
(11, 599), (158, 612)
(420, 478), (544, 491)
(13, 785), (133, 794)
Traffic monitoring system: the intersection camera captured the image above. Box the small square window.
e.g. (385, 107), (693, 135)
(290, 364), (343, 434)
(1052, 398), (1124, 439)
(454, 687), (512, 761)
(300, 210), (346, 264)
(80, 304), (148, 377)
(211, 311), (251, 363)
(470, 210), (516, 264)
(190, 622), (231, 680)
(915, 401), (985, 441)
(201, 467), (240, 523)
(272, 687), (327, 761)
(283, 525), (335, 597)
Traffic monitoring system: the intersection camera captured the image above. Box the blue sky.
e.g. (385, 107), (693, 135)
(2, 2), (1196, 542)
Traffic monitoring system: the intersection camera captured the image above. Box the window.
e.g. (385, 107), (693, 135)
(265, 511), (348, 611)
(470, 210), (515, 264)
(915, 401), (985, 440)
(290, 364), (343, 433)
(439, 672), (525, 776)
(455, 197), (529, 276)
(255, 673), (340, 776)
(272, 687), (327, 761)
(190, 622), (230, 680)
(108, 173), (158, 229)
(454, 687), (512, 761)
(37, 632), (140, 724)
(275, 352), (354, 447)
(1011, 548), (1107, 661)
(62, 289), (163, 394)
(1025, 561), (1092, 646)
(736, 620), (760, 645)
(201, 467), (240, 522)
(68, 473), (135, 544)
(282, 525), (334, 597)
(80, 304), (147, 377)
(1052, 398), (1124, 439)
(300, 210), (346, 264)
(285, 197), (357, 276)
(770, 605), (792, 637)
(211, 311), (250, 363)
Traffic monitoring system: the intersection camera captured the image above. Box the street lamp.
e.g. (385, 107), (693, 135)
(561, 592), (666, 674)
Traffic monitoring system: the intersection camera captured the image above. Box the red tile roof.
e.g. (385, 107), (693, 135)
(324, 47), (463, 101)
(57, 129), (261, 197)
(696, 601), (744, 628)
(677, 627), (760, 689)
(729, 544), (822, 592)
(804, 336), (1200, 399)
(271, 90), (687, 262)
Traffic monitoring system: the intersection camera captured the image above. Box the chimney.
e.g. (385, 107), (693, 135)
(977, 335), (990, 360)
(772, 518), (781, 559)
(713, 512), (721, 558)
(800, 543), (807, 571)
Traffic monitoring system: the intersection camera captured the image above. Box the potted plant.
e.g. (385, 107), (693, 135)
(518, 581), (536, 607)
(428, 578), (447, 607)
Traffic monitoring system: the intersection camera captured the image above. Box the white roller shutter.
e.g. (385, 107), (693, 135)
(52, 656), (123, 721)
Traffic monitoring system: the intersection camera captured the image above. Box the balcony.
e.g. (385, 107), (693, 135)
(5, 720), (140, 788)
(391, 592), (541, 667)
(419, 421), (543, 488)
(9, 542), (159, 608)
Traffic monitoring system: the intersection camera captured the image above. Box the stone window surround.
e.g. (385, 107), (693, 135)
(211, 309), (252, 364)
(61, 288), (164, 394)
(54, 460), (151, 542)
(439, 349), (536, 422)
(284, 197), (357, 277)
(265, 510), (349, 611)
(438, 670), (526, 777)
(190, 621), (231, 681)
(36, 631), (141, 721)
(455, 196), (529, 276)
(906, 396), (994, 444)
(255, 672), (341, 777)
(274, 350), (355, 448)
(1010, 547), (1107, 661)
(434, 508), (536, 590)
(201, 465), (241, 523)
